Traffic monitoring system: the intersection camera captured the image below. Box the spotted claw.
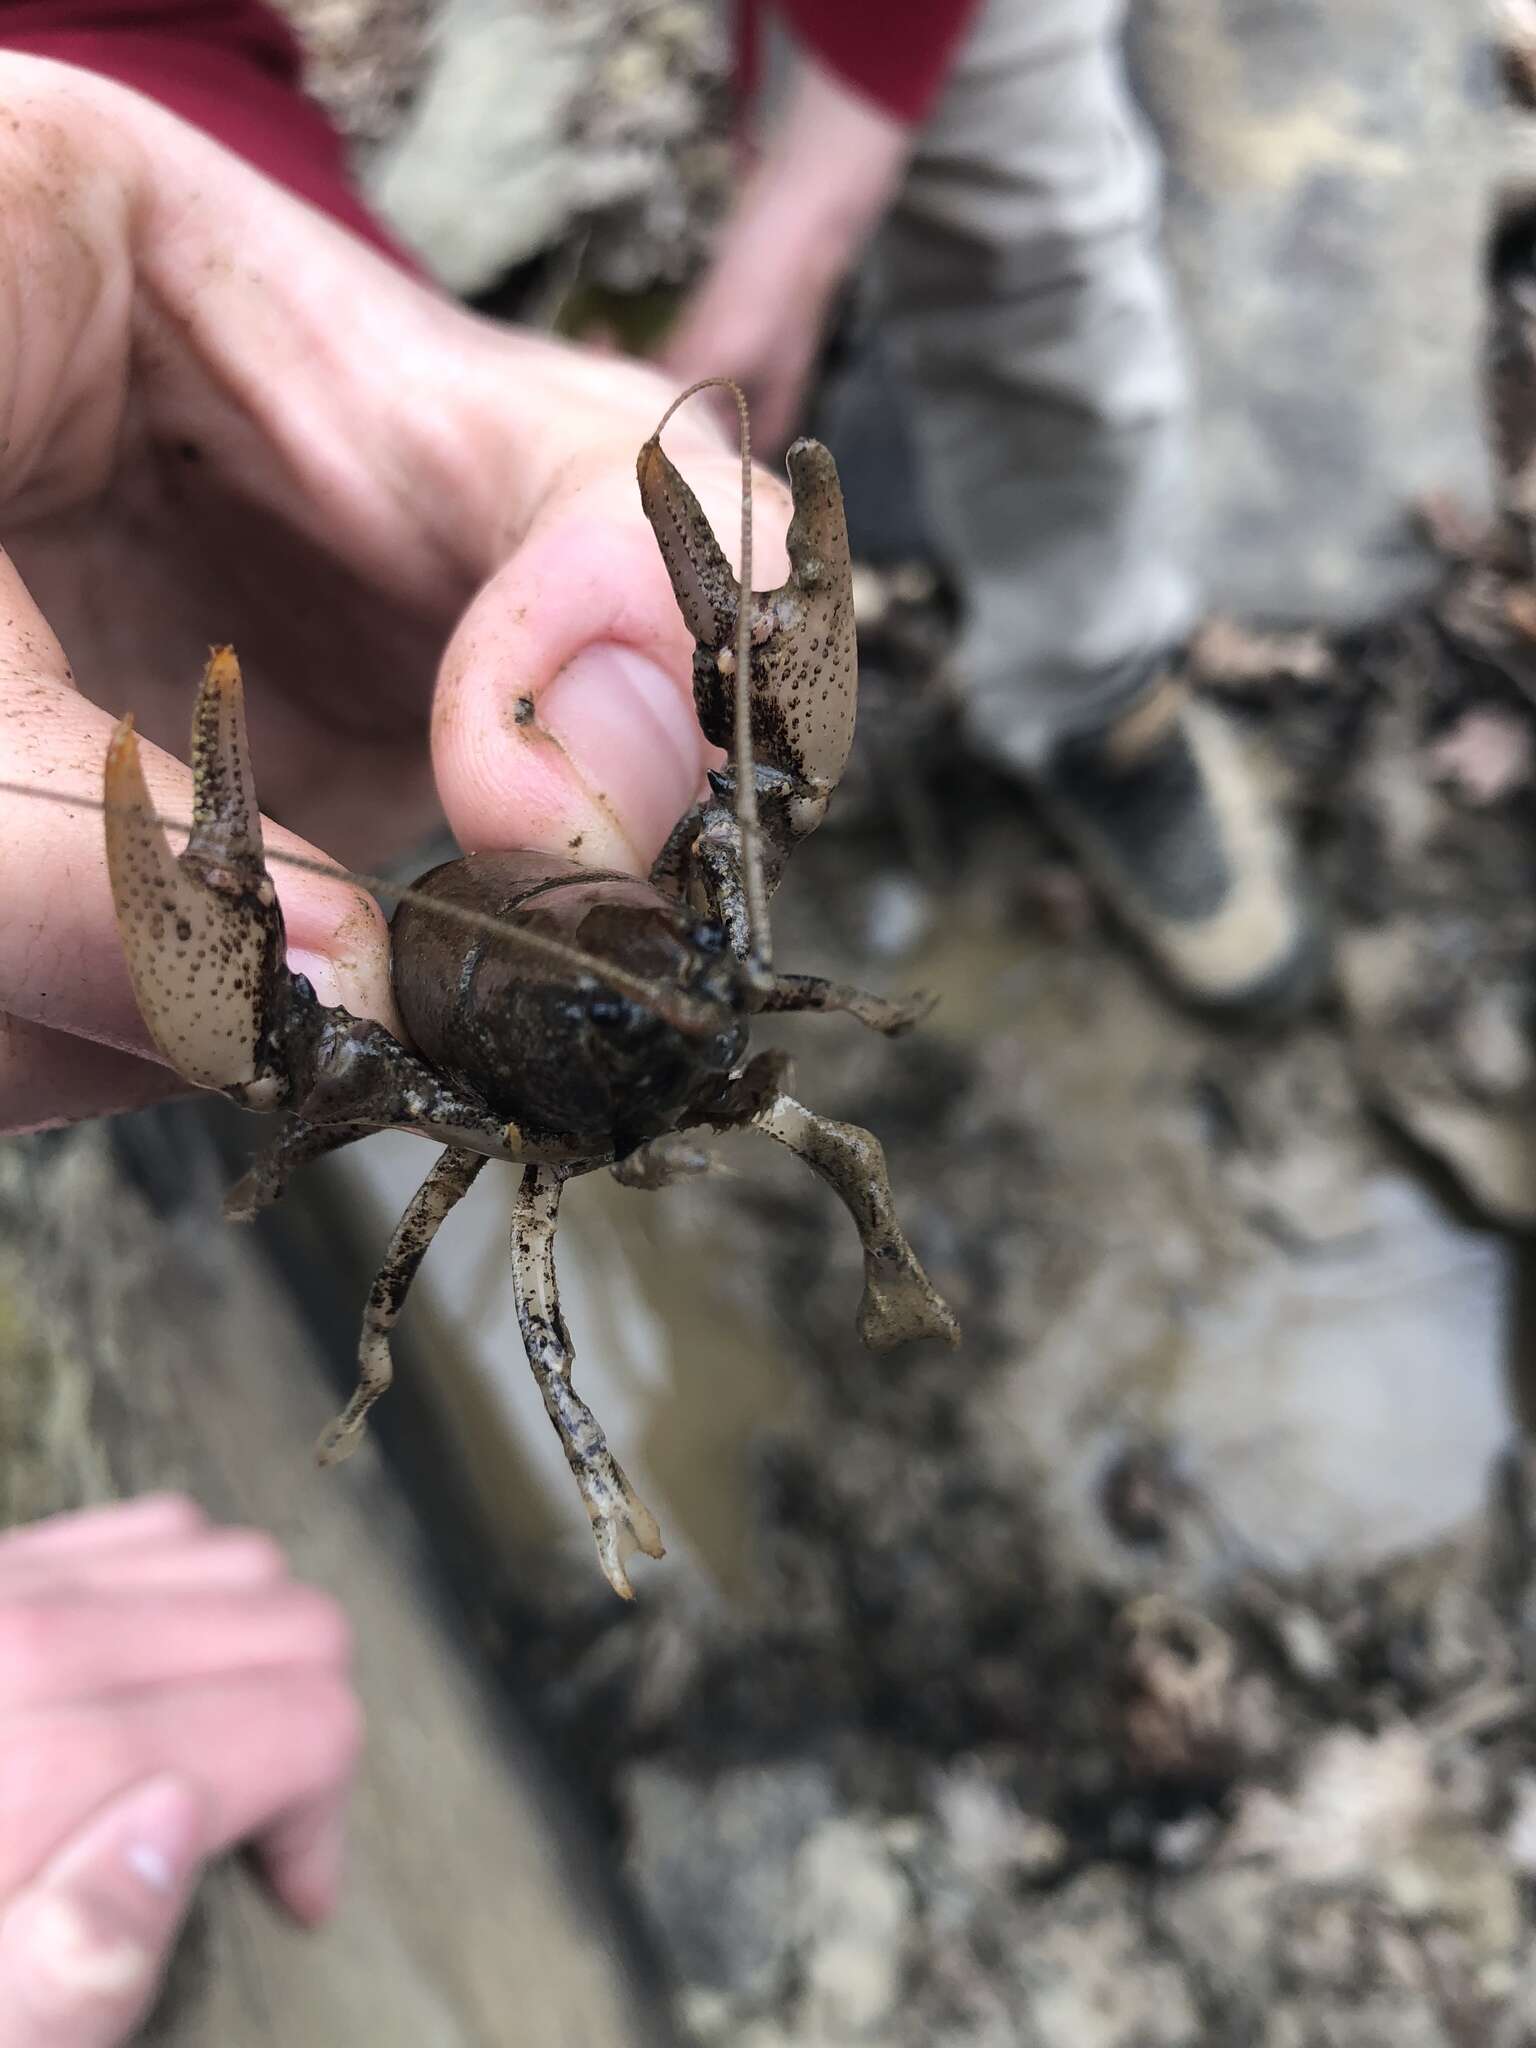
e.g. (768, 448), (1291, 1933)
(104, 648), (286, 1101)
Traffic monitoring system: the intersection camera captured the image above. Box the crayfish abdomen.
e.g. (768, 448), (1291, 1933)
(391, 851), (749, 1155)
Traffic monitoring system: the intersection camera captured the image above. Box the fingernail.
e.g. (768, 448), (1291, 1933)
(47, 1776), (203, 1900)
(287, 948), (346, 1008)
(0, 1778), (204, 2016)
(538, 643), (704, 869)
(15, 1894), (156, 2000)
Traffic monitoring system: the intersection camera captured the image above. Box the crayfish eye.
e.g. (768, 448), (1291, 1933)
(690, 921), (727, 956)
(589, 994), (652, 1045)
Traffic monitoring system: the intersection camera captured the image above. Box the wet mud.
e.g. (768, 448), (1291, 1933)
(255, 6), (1536, 2036)
(478, 546), (1536, 2044)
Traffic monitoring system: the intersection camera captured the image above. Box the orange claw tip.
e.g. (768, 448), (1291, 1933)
(204, 645), (242, 687)
(104, 713), (139, 762)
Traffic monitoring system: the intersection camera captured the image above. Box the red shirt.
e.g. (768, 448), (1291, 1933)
(740, 0), (981, 125)
(0, 0), (405, 258)
(0, 0), (978, 255)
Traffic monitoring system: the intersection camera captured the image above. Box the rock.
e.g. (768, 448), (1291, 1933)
(277, 0), (429, 152)
(621, 1760), (834, 2000)
(1429, 707), (1536, 805)
(1224, 1726), (1436, 1882)
(1014, 1871), (1203, 2048)
(356, 0), (727, 297)
(1506, 1774), (1536, 1873)
(933, 1767), (1069, 1885)
(0, 1122), (668, 2048)
(1131, 0), (1500, 626)
(792, 1820), (911, 2038)
(364, 0), (596, 292)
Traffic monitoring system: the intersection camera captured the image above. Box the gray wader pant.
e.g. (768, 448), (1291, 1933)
(873, 0), (1195, 768)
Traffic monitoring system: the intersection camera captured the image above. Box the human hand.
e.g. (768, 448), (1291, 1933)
(0, 52), (791, 1136)
(0, 1494), (360, 2045)
(657, 52), (909, 452)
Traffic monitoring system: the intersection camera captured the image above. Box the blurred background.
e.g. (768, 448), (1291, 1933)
(16, 0), (1536, 2040)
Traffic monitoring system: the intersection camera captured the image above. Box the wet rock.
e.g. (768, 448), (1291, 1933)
(1223, 1725), (1437, 1882)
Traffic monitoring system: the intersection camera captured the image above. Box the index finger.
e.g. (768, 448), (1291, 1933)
(0, 1670), (362, 1909)
(0, 549), (398, 1129)
(0, 1499), (207, 1569)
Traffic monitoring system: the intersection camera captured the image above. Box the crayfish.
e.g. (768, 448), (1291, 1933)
(103, 382), (961, 1597)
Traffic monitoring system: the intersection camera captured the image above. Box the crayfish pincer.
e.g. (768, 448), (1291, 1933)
(102, 381), (960, 1598)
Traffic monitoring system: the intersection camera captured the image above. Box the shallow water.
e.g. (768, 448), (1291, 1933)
(330, 1126), (797, 1595)
(324, 875), (1516, 1603)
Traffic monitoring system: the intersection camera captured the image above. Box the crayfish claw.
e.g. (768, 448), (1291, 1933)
(104, 653), (284, 1098)
(637, 433), (739, 648)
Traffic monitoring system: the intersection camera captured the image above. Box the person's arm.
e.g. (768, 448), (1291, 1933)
(659, 49), (910, 452)
(659, 0), (982, 450)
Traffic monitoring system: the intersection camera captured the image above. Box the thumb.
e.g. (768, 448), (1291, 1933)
(432, 489), (712, 874)
(432, 452), (792, 871)
(0, 1776), (205, 2048)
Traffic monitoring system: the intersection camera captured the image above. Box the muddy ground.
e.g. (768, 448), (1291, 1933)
(470, 540), (1536, 2046)
(217, 6), (1536, 2040)
(465, 99), (1536, 2040)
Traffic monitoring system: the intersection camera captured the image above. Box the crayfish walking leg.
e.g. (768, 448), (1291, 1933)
(318, 1146), (488, 1465)
(511, 1165), (665, 1600)
(702, 1054), (959, 1352)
